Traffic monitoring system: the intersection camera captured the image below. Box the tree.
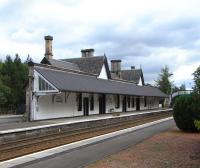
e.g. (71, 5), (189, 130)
(155, 65), (173, 95)
(179, 83), (186, 90)
(172, 83), (186, 93)
(193, 66), (200, 94)
(0, 54), (28, 113)
(0, 80), (11, 106)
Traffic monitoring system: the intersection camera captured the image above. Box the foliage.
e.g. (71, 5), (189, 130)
(0, 80), (11, 105)
(173, 94), (200, 132)
(194, 120), (200, 131)
(193, 66), (200, 94)
(155, 65), (173, 94)
(172, 83), (186, 93)
(0, 54), (28, 113)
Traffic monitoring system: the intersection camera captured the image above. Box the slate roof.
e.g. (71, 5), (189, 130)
(62, 56), (107, 75)
(40, 57), (80, 71)
(35, 66), (168, 98)
(121, 69), (144, 84)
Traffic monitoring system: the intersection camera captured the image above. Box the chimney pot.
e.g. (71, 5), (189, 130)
(44, 35), (53, 59)
(131, 66), (135, 69)
(81, 48), (95, 57)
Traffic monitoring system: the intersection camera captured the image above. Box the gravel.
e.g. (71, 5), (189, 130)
(87, 127), (200, 168)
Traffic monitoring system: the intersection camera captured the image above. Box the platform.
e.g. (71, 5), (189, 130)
(0, 108), (171, 133)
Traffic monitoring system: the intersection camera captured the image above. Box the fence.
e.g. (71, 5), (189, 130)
(171, 90), (193, 99)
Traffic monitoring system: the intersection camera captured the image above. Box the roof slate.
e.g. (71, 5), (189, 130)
(35, 66), (168, 98)
(40, 57), (80, 71)
(48, 59), (80, 71)
(121, 69), (143, 84)
(62, 56), (105, 75)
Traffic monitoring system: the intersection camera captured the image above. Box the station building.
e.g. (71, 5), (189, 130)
(26, 36), (167, 121)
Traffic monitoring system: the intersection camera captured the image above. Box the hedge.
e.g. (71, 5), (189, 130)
(173, 94), (200, 132)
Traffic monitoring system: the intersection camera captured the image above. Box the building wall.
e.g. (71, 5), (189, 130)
(36, 92), (79, 120)
(138, 77), (143, 86)
(98, 64), (108, 79)
(126, 96), (136, 112)
(106, 95), (122, 113)
(33, 93), (160, 120)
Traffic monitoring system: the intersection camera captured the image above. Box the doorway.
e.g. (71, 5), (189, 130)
(136, 97), (140, 111)
(83, 97), (89, 116)
(122, 96), (127, 112)
(99, 94), (106, 114)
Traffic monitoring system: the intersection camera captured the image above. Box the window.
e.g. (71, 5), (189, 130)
(90, 95), (94, 111)
(77, 93), (82, 111)
(38, 76), (55, 91)
(127, 96), (130, 108)
(132, 96), (135, 108)
(115, 95), (120, 108)
(144, 96), (147, 107)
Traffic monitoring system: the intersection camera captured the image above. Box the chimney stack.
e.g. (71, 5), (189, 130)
(44, 35), (53, 59)
(81, 48), (94, 57)
(111, 60), (122, 78)
(131, 66), (135, 70)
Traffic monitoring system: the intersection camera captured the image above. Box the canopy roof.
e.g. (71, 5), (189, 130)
(35, 66), (168, 98)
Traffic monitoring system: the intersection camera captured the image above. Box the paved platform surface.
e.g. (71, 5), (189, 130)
(16, 119), (175, 168)
(0, 108), (171, 133)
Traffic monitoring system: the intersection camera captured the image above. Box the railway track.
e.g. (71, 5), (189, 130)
(0, 111), (172, 161)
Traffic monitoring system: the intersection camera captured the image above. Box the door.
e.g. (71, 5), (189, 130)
(99, 94), (106, 114)
(122, 96), (127, 112)
(83, 97), (89, 116)
(136, 97), (140, 111)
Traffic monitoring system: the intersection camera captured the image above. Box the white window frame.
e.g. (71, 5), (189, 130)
(34, 70), (59, 93)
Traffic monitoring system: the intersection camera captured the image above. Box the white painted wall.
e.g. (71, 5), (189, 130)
(98, 64), (108, 80)
(35, 92), (81, 120)
(33, 93), (160, 120)
(34, 92), (101, 120)
(106, 94), (122, 113)
(138, 77), (143, 86)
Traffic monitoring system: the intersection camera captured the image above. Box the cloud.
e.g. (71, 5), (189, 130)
(0, 0), (200, 88)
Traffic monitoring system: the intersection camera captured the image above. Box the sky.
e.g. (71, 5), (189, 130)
(0, 0), (200, 88)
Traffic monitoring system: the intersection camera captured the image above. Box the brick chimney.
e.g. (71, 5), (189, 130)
(81, 48), (94, 57)
(44, 35), (53, 59)
(111, 60), (122, 78)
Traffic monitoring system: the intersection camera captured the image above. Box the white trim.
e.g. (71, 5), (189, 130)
(34, 70), (59, 93)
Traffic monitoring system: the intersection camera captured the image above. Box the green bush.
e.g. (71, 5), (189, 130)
(194, 120), (200, 131)
(173, 94), (200, 132)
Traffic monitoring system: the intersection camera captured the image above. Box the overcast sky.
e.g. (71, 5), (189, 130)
(0, 0), (200, 88)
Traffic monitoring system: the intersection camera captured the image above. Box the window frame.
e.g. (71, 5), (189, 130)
(144, 96), (147, 107)
(90, 94), (94, 111)
(131, 96), (135, 108)
(127, 96), (131, 108)
(77, 93), (82, 111)
(38, 75), (57, 92)
(115, 95), (120, 108)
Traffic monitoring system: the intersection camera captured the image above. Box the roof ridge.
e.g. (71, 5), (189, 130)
(33, 62), (98, 76)
(51, 58), (78, 66)
(62, 55), (105, 60)
(121, 69), (141, 71)
(35, 65), (99, 79)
